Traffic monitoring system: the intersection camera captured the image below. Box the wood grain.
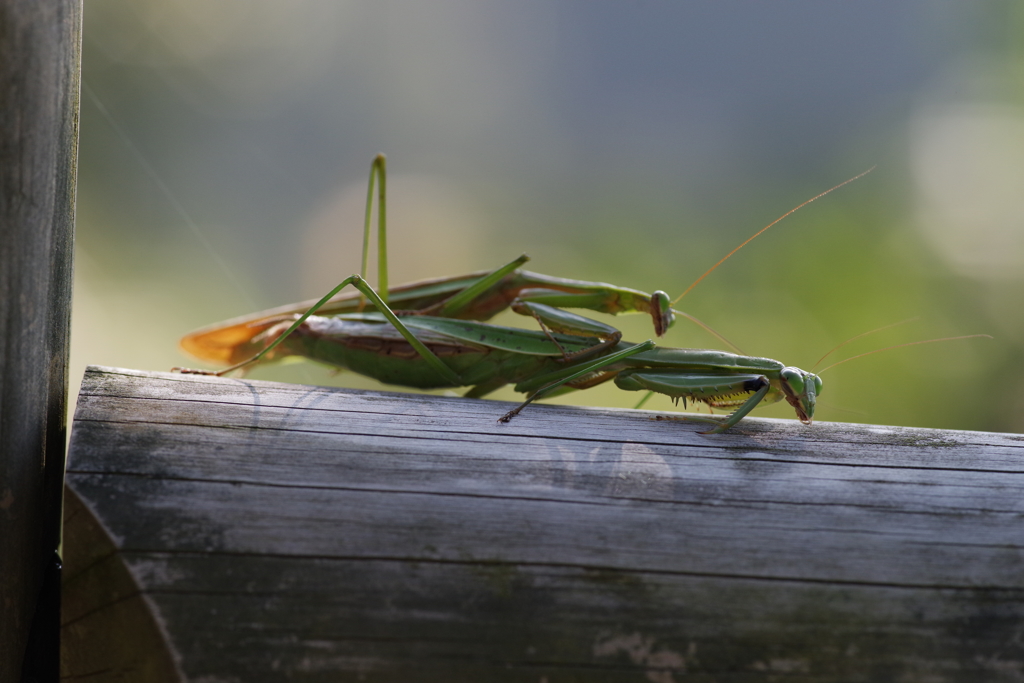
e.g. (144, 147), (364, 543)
(64, 365), (1024, 682)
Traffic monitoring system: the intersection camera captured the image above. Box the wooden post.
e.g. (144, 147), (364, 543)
(63, 366), (1024, 682)
(0, 1), (81, 680)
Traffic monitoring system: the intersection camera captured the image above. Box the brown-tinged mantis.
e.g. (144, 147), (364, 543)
(180, 154), (689, 368)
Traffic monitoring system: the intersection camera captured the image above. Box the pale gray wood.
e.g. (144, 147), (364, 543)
(0, 1), (81, 680)
(64, 365), (1024, 682)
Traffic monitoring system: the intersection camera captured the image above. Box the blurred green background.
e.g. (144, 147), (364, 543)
(73, 1), (1024, 433)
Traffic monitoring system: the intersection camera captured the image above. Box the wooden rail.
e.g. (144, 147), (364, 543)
(63, 365), (1024, 682)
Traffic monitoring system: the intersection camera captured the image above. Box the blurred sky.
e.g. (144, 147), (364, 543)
(73, 0), (1024, 432)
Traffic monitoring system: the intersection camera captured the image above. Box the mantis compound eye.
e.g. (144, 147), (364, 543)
(780, 367), (805, 395)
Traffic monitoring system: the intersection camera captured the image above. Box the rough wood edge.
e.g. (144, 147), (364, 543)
(61, 487), (184, 683)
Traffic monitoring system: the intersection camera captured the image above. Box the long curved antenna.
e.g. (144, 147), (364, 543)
(673, 309), (744, 354)
(812, 317), (919, 370)
(672, 167), (875, 306)
(817, 335), (992, 374)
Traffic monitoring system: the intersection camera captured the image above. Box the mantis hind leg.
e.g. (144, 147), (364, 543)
(359, 154), (387, 307)
(356, 155), (676, 339)
(175, 274), (462, 386)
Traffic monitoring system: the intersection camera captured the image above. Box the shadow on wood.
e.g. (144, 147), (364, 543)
(62, 365), (1024, 682)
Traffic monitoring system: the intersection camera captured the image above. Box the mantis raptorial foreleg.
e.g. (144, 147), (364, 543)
(498, 339), (657, 422)
(616, 371), (774, 433)
(509, 301), (623, 361)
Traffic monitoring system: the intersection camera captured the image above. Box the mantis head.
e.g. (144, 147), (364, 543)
(779, 367), (822, 425)
(651, 290), (675, 336)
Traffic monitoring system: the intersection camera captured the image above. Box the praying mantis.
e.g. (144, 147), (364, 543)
(177, 275), (818, 434)
(176, 156), (977, 433)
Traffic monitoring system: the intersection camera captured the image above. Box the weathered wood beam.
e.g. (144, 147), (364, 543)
(63, 365), (1024, 682)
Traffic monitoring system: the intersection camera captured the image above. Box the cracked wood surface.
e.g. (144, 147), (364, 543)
(62, 365), (1024, 682)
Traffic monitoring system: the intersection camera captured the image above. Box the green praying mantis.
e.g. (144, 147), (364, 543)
(175, 156), (984, 433)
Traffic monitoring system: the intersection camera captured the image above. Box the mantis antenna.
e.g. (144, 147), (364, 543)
(812, 317), (920, 370)
(672, 167), (876, 306)
(816, 334), (992, 375)
(672, 309), (743, 354)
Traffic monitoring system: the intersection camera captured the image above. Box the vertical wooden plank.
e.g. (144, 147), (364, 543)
(0, 0), (81, 680)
